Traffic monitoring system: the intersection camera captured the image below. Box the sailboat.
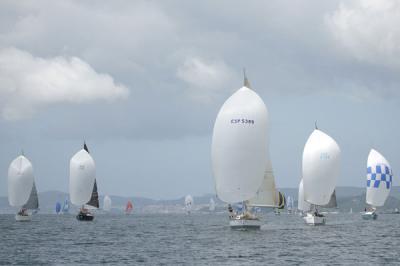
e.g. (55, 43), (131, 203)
(70, 142), (99, 221)
(302, 126), (341, 225)
(62, 198), (69, 214)
(212, 72), (271, 229)
(56, 202), (62, 214)
(8, 153), (39, 221)
(103, 195), (112, 212)
(362, 149), (393, 220)
(185, 195), (193, 214)
(287, 196), (294, 214)
(209, 198), (216, 212)
(125, 200), (133, 215)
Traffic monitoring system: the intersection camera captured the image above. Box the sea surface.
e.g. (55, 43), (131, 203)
(1, 212), (400, 265)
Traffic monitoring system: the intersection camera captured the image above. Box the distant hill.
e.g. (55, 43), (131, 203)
(2, 186), (400, 214)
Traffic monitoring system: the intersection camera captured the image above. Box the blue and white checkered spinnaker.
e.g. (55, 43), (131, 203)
(366, 164), (392, 189)
(366, 149), (393, 207)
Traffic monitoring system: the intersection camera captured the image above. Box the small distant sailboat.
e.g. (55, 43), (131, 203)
(125, 201), (133, 215)
(209, 198), (216, 212)
(287, 195), (294, 214)
(362, 149), (393, 220)
(212, 72), (272, 229)
(349, 208), (353, 214)
(70, 142), (99, 221)
(185, 195), (193, 214)
(302, 126), (341, 225)
(56, 202), (62, 214)
(103, 195), (112, 212)
(8, 153), (39, 222)
(62, 198), (69, 214)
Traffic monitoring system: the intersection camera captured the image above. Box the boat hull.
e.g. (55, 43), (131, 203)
(303, 213), (325, 225)
(15, 214), (31, 222)
(229, 218), (261, 230)
(76, 212), (94, 221)
(362, 212), (377, 220)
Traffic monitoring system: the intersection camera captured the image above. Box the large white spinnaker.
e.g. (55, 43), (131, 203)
(8, 155), (35, 207)
(366, 149), (393, 207)
(103, 195), (112, 211)
(212, 82), (268, 203)
(69, 149), (96, 206)
(302, 129), (341, 206)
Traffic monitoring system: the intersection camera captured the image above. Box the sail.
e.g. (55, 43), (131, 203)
(62, 198), (69, 212)
(22, 181), (39, 210)
(248, 158), (278, 207)
(302, 129), (341, 206)
(321, 190), (337, 208)
(126, 201), (133, 213)
(212, 81), (268, 203)
(209, 198), (215, 211)
(8, 155), (35, 207)
(103, 195), (112, 211)
(56, 202), (61, 213)
(287, 196), (293, 211)
(298, 179), (311, 212)
(185, 195), (193, 212)
(69, 147), (96, 206)
(276, 191), (285, 209)
(86, 179), (99, 208)
(366, 149), (392, 207)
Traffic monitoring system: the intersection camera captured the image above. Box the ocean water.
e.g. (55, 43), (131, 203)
(1, 212), (400, 265)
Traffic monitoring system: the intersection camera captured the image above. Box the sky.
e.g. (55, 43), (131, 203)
(1, 0), (399, 199)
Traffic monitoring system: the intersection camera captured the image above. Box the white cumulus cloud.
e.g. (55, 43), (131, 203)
(0, 47), (129, 120)
(177, 56), (234, 102)
(326, 0), (400, 69)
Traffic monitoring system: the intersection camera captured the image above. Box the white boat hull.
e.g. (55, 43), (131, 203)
(303, 213), (325, 225)
(362, 211), (377, 220)
(15, 214), (31, 222)
(229, 218), (261, 230)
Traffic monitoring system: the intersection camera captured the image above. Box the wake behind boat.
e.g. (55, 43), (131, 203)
(69, 142), (99, 221)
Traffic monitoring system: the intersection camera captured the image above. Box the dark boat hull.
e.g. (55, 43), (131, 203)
(76, 212), (94, 221)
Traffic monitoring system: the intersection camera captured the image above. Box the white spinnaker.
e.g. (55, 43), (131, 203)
(69, 149), (96, 206)
(8, 155), (35, 207)
(212, 86), (268, 203)
(185, 195), (193, 211)
(209, 198), (215, 211)
(103, 195), (112, 211)
(302, 129), (341, 206)
(248, 155), (278, 207)
(298, 179), (311, 212)
(366, 149), (392, 207)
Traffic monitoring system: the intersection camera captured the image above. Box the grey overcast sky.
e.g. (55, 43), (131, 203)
(1, 1), (399, 199)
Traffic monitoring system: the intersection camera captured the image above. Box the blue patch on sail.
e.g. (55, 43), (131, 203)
(366, 164), (392, 190)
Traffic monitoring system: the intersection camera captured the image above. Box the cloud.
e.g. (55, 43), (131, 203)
(176, 56), (235, 102)
(326, 0), (400, 69)
(0, 47), (129, 120)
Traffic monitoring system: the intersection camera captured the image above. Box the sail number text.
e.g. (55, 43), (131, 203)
(231, 119), (255, 124)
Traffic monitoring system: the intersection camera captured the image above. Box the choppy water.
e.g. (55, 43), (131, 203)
(1, 212), (400, 265)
